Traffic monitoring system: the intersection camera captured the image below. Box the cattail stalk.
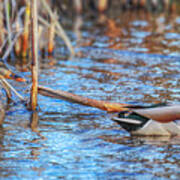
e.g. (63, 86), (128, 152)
(0, 1), (4, 54)
(30, 0), (39, 111)
(22, 0), (30, 57)
(4, 0), (12, 49)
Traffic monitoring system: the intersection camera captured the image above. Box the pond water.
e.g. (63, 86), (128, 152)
(1, 10), (180, 179)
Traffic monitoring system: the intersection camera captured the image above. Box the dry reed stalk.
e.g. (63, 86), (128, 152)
(4, 0), (12, 47)
(74, 0), (82, 14)
(98, 0), (108, 12)
(38, 85), (132, 112)
(38, 24), (45, 53)
(38, 16), (66, 44)
(30, 0), (39, 111)
(14, 21), (22, 56)
(48, 12), (56, 54)
(0, 2), (5, 54)
(2, 30), (22, 60)
(40, 0), (74, 55)
(22, 0), (30, 57)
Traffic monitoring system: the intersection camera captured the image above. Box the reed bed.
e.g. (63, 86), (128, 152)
(0, 0), (178, 59)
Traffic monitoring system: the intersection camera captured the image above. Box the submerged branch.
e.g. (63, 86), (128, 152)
(38, 85), (130, 112)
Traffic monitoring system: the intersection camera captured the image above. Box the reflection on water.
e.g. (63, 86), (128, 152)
(1, 10), (180, 179)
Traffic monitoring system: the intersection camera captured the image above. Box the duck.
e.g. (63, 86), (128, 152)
(0, 61), (26, 125)
(0, 62), (26, 82)
(112, 103), (180, 136)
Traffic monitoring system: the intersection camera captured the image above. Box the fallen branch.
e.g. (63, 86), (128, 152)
(38, 85), (131, 112)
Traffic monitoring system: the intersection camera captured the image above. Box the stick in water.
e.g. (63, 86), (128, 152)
(38, 85), (131, 112)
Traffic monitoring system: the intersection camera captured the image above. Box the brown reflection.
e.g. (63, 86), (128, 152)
(30, 111), (39, 133)
(133, 135), (180, 145)
(94, 10), (180, 55)
(16, 57), (30, 72)
(73, 14), (95, 51)
(29, 111), (46, 162)
(0, 126), (5, 149)
(59, 62), (123, 83)
(103, 16), (124, 50)
(100, 133), (180, 146)
(7, 56), (30, 73)
(42, 55), (57, 67)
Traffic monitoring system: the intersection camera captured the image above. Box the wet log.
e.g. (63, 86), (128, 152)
(38, 85), (131, 112)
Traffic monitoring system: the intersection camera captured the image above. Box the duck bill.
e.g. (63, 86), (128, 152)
(5, 71), (26, 82)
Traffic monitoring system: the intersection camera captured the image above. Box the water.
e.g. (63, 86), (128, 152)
(1, 10), (180, 179)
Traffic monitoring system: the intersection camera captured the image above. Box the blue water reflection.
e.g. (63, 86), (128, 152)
(1, 10), (180, 179)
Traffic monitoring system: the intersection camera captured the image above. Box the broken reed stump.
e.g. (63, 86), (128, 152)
(48, 11), (56, 54)
(38, 85), (132, 112)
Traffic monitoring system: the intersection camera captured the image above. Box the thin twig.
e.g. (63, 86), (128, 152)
(0, 76), (25, 101)
(0, 78), (12, 102)
(2, 30), (23, 60)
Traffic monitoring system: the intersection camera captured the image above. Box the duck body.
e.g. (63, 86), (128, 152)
(112, 104), (180, 136)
